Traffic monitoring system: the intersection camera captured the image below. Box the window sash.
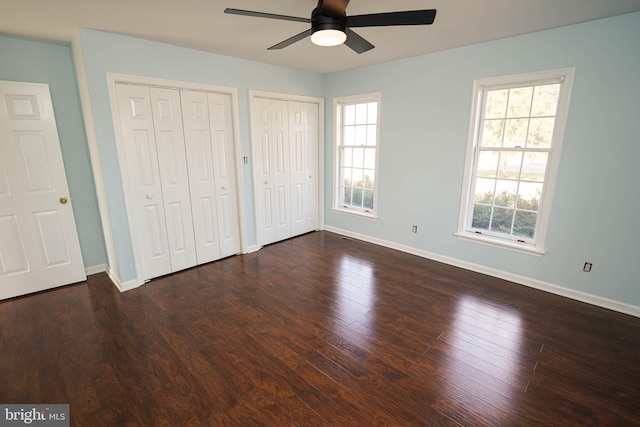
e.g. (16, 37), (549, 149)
(458, 68), (574, 253)
(334, 94), (380, 216)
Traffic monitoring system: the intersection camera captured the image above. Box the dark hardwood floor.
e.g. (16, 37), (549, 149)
(1, 231), (639, 426)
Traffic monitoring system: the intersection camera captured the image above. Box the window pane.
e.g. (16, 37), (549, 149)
(367, 102), (378, 123)
(514, 211), (537, 238)
(477, 151), (499, 177)
(344, 126), (356, 146)
(494, 180), (518, 208)
(343, 147), (353, 167)
(485, 90), (508, 119)
(474, 178), (495, 203)
(504, 119), (528, 147)
(352, 169), (364, 188)
(363, 190), (374, 209)
(507, 87), (533, 118)
(344, 104), (356, 125)
(343, 187), (352, 205)
(363, 169), (375, 189)
(352, 148), (364, 168)
(517, 182), (542, 211)
(527, 117), (555, 148)
(355, 125), (367, 146)
(352, 188), (363, 207)
(364, 148), (376, 170)
(521, 152), (548, 182)
(491, 207), (514, 234)
(498, 151), (523, 180)
(531, 84), (560, 117)
(342, 167), (352, 186)
(472, 205), (491, 230)
(366, 125), (377, 146)
(480, 119), (505, 147)
(355, 103), (368, 124)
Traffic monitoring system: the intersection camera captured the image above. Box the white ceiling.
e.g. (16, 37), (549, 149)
(2, 0), (640, 74)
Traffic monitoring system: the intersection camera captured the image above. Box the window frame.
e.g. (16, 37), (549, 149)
(332, 92), (382, 218)
(456, 68), (575, 255)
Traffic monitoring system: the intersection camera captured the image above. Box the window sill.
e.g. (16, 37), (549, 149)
(454, 232), (545, 256)
(331, 207), (378, 220)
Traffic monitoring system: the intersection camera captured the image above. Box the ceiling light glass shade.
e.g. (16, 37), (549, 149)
(311, 29), (347, 47)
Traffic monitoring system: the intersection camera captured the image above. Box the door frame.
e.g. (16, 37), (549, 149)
(249, 90), (325, 247)
(107, 73), (247, 288)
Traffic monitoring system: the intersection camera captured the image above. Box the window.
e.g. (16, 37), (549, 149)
(457, 69), (574, 254)
(333, 93), (381, 217)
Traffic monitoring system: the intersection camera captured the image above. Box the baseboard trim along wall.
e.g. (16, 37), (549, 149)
(324, 226), (640, 319)
(85, 264), (107, 276)
(106, 268), (141, 293)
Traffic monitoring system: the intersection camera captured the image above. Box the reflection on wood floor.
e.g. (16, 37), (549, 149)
(1, 231), (638, 426)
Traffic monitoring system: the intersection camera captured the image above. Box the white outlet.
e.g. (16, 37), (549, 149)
(411, 225), (418, 234)
(583, 262), (593, 273)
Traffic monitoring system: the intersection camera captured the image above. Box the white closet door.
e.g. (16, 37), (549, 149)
(252, 98), (277, 244)
(289, 101), (308, 236)
(0, 81), (86, 300)
(149, 88), (197, 272)
(270, 100), (292, 242)
(252, 98), (292, 245)
(181, 90), (222, 264)
(303, 102), (319, 232)
(208, 93), (241, 258)
(115, 83), (172, 279)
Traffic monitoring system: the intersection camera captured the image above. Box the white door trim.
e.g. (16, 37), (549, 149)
(107, 73), (247, 288)
(249, 90), (325, 240)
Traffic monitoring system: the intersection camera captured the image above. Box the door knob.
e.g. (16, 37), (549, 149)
(59, 197), (68, 204)
(146, 195), (153, 200)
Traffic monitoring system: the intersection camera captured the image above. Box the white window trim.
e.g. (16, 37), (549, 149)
(332, 92), (382, 218)
(456, 68), (575, 255)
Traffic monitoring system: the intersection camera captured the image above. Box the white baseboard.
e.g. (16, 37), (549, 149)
(244, 244), (262, 254)
(106, 268), (142, 293)
(85, 264), (107, 276)
(324, 226), (640, 318)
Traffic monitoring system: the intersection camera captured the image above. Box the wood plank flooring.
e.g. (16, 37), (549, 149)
(1, 231), (639, 426)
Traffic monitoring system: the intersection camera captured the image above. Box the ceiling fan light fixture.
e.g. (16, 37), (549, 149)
(311, 29), (347, 47)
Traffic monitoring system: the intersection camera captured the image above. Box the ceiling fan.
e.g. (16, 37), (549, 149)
(224, 0), (437, 54)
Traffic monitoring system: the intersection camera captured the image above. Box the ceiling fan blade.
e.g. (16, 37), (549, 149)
(321, 0), (350, 16)
(348, 9), (437, 27)
(224, 8), (310, 24)
(344, 28), (374, 54)
(268, 29), (314, 50)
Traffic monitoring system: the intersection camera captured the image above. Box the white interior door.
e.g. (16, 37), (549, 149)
(181, 90), (222, 264)
(0, 80), (86, 300)
(252, 96), (319, 247)
(149, 87), (198, 271)
(115, 83), (172, 280)
(252, 98), (292, 245)
(208, 92), (241, 258)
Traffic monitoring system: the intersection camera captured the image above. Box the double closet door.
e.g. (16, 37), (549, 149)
(115, 83), (240, 281)
(252, 98), (319, 246)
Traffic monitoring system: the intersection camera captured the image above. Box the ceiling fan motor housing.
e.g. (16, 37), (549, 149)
(311, 6), (347, 34)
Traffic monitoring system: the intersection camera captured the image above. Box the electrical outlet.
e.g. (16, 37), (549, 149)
(583, 262), (593, 273)
(411, 225), (418, 234)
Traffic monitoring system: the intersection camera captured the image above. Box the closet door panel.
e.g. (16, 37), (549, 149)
(289, 102), (307, 235)
(208, 93), (240, 257)
(271, 100), (291, 241)
(252, 98), (277, 245)
(304, 102), (319, 231)
(150, 88), (197, 272)
(115, 84), (171, 280)
(181, 90), (221, 264)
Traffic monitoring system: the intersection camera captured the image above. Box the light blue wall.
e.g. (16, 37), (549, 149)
(0, 35), (106, 270)
(324, 12), (640, 306)
(76, 29), (324, 283)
